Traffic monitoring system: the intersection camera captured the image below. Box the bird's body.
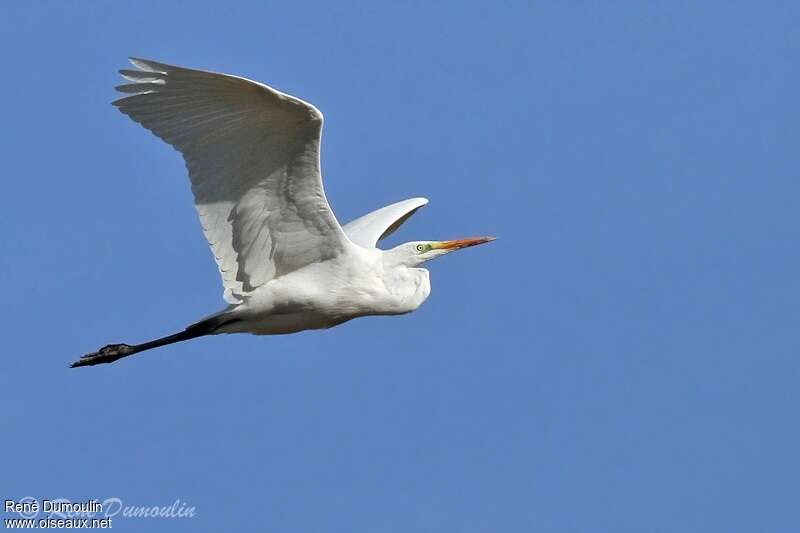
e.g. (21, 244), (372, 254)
(72, 58), (492, 368)
(220, 248), (431, 335)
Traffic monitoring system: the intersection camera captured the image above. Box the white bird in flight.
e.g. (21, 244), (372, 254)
(72, 58), (494, 368)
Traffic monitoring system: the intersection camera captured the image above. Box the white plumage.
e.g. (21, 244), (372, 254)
(72, 58), (493, 367)
(115, 58), (346, 304)
(343, 197), (429, 248)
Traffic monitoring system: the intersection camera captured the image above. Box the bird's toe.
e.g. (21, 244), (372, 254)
(70, 344), (132, 368)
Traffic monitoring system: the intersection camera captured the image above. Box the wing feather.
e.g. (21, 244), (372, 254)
(113, 58), (352, 303)
(343, 198), (429, 249)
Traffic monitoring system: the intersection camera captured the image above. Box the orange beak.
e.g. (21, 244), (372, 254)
(433, 236), (496, 251)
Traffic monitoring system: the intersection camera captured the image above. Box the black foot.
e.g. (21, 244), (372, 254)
(70, 344), (134, 368)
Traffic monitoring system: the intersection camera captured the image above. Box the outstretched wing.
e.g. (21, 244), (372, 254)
(343, 198), (429, 248)
(113, 58), (353, 304)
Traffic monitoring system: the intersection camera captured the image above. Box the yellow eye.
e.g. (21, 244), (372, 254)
(416, 244), (425, 252)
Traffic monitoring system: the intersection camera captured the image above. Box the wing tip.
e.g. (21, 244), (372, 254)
(119, 68), (166, 82)
(128, 56), (171, 74)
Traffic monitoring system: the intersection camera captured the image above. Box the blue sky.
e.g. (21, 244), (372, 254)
(1, 1), (798, 531)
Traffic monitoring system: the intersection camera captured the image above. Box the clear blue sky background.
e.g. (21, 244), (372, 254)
(1, 1), (798, 531)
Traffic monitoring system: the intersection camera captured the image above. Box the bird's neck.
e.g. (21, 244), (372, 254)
(379, 265), (431, 314)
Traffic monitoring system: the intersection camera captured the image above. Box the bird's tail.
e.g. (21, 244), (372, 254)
(70, 312), (240, 368)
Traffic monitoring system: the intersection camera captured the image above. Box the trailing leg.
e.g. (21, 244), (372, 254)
(70, 314), (238, 368)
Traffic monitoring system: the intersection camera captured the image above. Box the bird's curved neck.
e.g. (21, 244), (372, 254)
(379, 263), (431, 314)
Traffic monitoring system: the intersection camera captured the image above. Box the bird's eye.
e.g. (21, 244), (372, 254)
(416, 244), (425, 252)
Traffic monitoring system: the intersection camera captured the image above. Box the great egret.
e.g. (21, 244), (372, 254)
(71, 58), (494, 368)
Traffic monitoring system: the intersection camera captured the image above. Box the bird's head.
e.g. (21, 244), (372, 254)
(388, 237), (496, 267)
